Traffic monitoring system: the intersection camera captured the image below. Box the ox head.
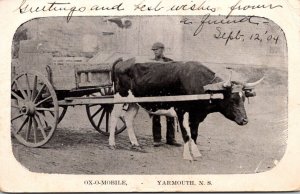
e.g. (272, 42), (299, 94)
(204, 77), (264, 125)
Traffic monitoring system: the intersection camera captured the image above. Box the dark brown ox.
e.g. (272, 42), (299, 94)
(109, 58), (263, 160)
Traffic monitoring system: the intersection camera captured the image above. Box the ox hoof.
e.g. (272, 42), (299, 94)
(191, 141), (202, 158)
(192, 152), (202, 158)
(109, 145), (116, 150)
(183, 152), (194, 161)
(131, 144), (142, 151)
(183, 143), (193, 161)
(183, 154), (194, 161)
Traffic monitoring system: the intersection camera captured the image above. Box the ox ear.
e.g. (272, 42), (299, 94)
(203, 82), (227, 92)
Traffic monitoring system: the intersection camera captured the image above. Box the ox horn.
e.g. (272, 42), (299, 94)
(223, 68), (232, 88)
(243, 76), (264, 89)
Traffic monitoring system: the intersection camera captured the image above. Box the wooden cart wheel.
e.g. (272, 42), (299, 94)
(86, 87), (126, 136)
(11, 71), (59, 147)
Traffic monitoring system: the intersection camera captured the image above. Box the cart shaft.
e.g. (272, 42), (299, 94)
(58, 93), (224, 106)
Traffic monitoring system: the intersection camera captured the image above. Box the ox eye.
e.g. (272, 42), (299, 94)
(231, 92), (243, 103)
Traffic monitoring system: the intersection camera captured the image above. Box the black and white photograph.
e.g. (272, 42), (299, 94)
(10, 15), (288, 175)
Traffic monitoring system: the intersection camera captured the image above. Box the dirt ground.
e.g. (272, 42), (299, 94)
(11, 66), (288, 174)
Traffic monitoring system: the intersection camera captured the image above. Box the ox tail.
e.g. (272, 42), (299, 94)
(111, 57), (123, 93)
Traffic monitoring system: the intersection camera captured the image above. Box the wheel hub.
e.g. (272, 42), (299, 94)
(20, 101), (36, 116)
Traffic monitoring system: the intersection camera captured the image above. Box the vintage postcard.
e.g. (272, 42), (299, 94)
(0, 0), (300, 192)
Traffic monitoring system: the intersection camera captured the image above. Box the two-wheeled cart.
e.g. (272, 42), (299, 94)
(11, 56), (223, 147)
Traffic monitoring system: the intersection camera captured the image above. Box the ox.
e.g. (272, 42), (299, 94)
(108, 58), (263, 160)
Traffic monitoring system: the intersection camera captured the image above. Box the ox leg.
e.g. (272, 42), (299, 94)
(182, 112), (202, 159)
(177, 111), (190, 143)
(189, 112), (207, 158)
(124, 103), (140, 148)
(183, 112), (197, 160)
(109, 104), (124, 149)
(189, 112), (207, 143)
(177, 111), (193, 161)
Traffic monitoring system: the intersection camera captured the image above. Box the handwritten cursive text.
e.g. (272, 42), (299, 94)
(17, 0), (124, 22)
(214, 27), (280, 45)
(227, 0), (283, 17)
(180, 14), (261, 36)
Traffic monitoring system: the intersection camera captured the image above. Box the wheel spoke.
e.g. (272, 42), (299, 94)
(15, 116), (29, 134)
(35, 96), (52, 107)
(91, 106), (104, 119)
(36, 107), (54, 112)
(14, 79), (29, 100)
(11, 91), (24, 101)
(97, 110), (106, 129)
(33, 84), (46, 104)
(11, 113), (24, 122)
(48, 110), (54, 117)
(57, 106), (67, 123)
(32, 117), (38, 143)
(26, 117), (32, 141)
(25, 74), (32, 100)
(11, 105), (19, 109)
(40, 127), (47, 140)
(105, 110), (109, 133)
(35, 114), (43, 127)
(31, 75), (37, 101)
(34, 116), (47, 140)
(35, 111), (49, 127)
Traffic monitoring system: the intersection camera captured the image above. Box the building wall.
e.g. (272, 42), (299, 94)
(15, 16), (287, 67)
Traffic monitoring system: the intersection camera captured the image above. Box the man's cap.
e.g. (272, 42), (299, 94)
(151, 42), (165, 50)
